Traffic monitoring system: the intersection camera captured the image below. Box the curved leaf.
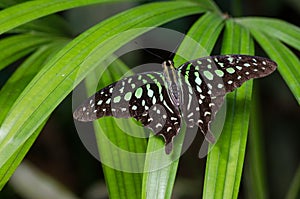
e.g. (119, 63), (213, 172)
(0, 41), (69, 123)
(249, 29), (300, 104)
(237, 17), (300, 51)
(0, 42), (66, 189)
(244, 87), (269, 199)
(0, 34), (58, 70)
(0, 0), (134, 34)
(0, 122), (46, 190)
(10, 14), (72, 36)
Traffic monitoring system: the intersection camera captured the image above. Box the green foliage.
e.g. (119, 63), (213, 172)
(0, 0), (299, 198)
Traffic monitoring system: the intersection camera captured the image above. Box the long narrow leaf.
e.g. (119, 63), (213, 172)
(244, 86), (268, 199)
(0, 42), (68, 189)
(189, 0), (223, 16)
(203, 19), (254, 199)
(0, 41), (69, 123)
(286, 163), (300, 199)
(0, 121), (46, 190)
(249, 29), (300, 104)
(10, 14), (72, 36)
(0, 0), (135, 34)
(0, 34), (58, 70)
(237, 17), (300, 51)
(142, 12), (224, 199)
(174, 12), (225, 65)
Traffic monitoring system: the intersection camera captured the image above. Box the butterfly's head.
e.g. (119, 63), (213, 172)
(162, 60), (175, 71)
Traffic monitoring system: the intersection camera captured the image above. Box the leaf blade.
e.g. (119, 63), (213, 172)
(0, 40), (68, 123)
(0, 42), (67, 190)
(203, 19), (254, 199)
(0, 0), (135, 34)
(237, 17), (300, 51)
(0, 34), (59, 70)
(249, 29), (300, 104)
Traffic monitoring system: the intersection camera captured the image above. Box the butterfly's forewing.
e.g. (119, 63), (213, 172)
(73, 72), (181, 154)
(177, 55), (277, 143)
(74, 83), (116, 121)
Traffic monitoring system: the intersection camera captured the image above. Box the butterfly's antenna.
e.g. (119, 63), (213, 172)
(134, 41), (164, 61)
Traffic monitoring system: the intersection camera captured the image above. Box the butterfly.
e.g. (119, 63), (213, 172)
(73, 55), (277, 154)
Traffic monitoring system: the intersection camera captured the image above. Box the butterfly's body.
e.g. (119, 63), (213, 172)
(73, 55), (277, 154)
(163, 60), (182, 107)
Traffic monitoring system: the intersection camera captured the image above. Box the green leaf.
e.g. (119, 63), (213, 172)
(0, 0), (26, 8)
(0, 42), (66, 189)
(142, 130), (185, 199)
(0, 41), (69, 123)
(174, 12), (225, 64)
(244, 86), (269, 199)
(0, 0), (206, 194)
(10, 14), (72, 36)
(0, 34), (59, 70)
(142, 12), (224, 199)
(237, 17), (300, 51)
(203, 19), (254, 199)
(249, 29), (300, 105)
(0, 121), (46, 190)
(186, 0), (223, 15)
(286, 163), (300, 199)
(0, 0), (134, 34)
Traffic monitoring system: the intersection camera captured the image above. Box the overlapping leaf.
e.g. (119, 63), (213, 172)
(203, 19), (254, 199)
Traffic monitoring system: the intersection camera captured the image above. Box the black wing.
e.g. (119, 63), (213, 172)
(73, 72), (181, 154)
(177, 55), (277, 142)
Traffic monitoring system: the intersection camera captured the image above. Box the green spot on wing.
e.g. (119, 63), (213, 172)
(145, 84), (154, 97)
(124, 92), (132, 101)
(186, 63), (193, 70)
(215, 69), (224, 77)
(113, 96), (121, 103)
(135, 87), (143, 99)
(147, 74), (155, 79)
(226, 67), (235, 74)
(227, 56), (234, 63)
(195, 76), (202, 85)
(236, 66), (242, 70)
(203, 71), (214, 80)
